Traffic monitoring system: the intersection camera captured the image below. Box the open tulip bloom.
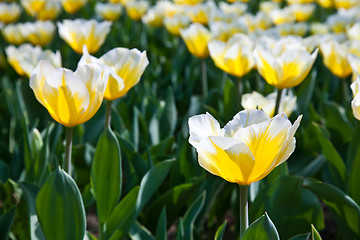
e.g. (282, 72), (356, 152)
(188, 109), (302, 236)
(30, 60), (109, 174)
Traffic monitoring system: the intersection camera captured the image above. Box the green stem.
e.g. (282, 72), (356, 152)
(239, 184), (249, 238)
(64, 127), (73, 175)
(105, 100), (112, 129)
(342, 78), (349, 105)
(201, 59), (208, 98)
(274, 88), (283, 116)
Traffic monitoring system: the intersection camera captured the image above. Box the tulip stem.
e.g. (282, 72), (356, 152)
(239, 184), (249, 238)
(201, 59), (208, 98)
(64, 127), (73, 175)
(237, 77), (243, 108)
(105, 100), (112, 129)
(274, 88), (283, 116)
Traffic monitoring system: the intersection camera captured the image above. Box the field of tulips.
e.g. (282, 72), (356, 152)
(1, 0), (360, 239)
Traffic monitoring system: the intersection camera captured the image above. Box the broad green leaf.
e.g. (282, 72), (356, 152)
(91, 127), (122, 224)
(183, 191), (206, 240)
(155, 207), (167, 240)
(105, 187), (140, 240)
(19, 182), (46, 240)
(223, 79), (239, 122)
(249, 175), (324, 239)
(347, 121), (360, 205)
(136, 159), (174, 212)
(107, 160), (174, 240)
(0, 208), (16, 240)
(242, 213), (279, 240)
(159, 87), (177, 139)
(304, 181), (360, 239)
(214, 221), (227, 240)
(36, 167), (86, 240)
(296, 69), (317, 113)
(129, 222), (155, 240)
(311, 122), (347, 189)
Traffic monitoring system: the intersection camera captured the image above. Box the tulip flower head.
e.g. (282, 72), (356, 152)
(334, 0), (360, 9)
(22, 0), (61, 20)
(6, 44), (61, 77)
(180, 23), (211, 58)
(61, 0), (88, 14)
(0, 2), (21, 24)
(242, 90), (297, 117)
(164, 14), (191, 36)
(79, 46), (149, 100)
(219, 2), (247, 16)
(2, 24), (25, 45)
(254, 36), (318, 89)
(95, 2), (122, 21)
(269, 8), (296, 25)
(174, 0), (203, 4)
(58, 19), (112, 54)
(347, 22), (360, 41)
(21, 0), (46, 14)
(125, 1), (149, 21)
(30, 61), (108, 127)
(289, 4), (315, 22)
(19, 21), (56, 46)
(319, 39), (352, 78)
(351, 76), (360, 120)
(142, 3), (166, 28)
(188, 109), (302, 185)
(208, 33), (255, 77)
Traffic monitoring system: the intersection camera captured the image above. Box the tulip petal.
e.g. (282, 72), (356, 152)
(188, 112), (223, 147)
(224, 109), (269, 137)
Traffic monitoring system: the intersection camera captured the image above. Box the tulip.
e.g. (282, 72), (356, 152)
(238, 12), (272, 32)
(125, 1), (149, 21)
(310, 22), (330, 35)
(276, 23), (308, 37)
(334, 0), (360, 9)
(242, 90), (297, 117)
(174, 0), (203, 5)
(79, 46), (149, 127)
(142, 4), (165, 28)
(317, 0), (333, 8)
(19, 21), (56, 46)
(319, 39), (352, 78)
(347, 22), (360, 41)
(289, 4), (315, 22)
(208, 33), (255, 78)
(0, 2), (21, 24)
(186, 3), (211, 25)
(326, 14), (355, 33)
(164, 14), (191, 36)
(22, 0), (61, 20)
(219, 2), (247, 16)
(180, 23), (211, 59)
(2, 24), (26, 45)
(209, 20), (247, 42)
(58, 19), (112, 54)
(269, 8), (295, 25)
(61, 0), (87, 14)
(5, 44), (61, 77)
(95, 2), (122, 21)
(254, 36), (318, 89)
(351, 76), (360, 120)
(259, 1), (279, 14)
(188, 109), (302, 237)
(348, 54), (360, 81)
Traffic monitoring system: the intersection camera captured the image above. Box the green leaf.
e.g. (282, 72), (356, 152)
(347, 121), (360, 205)
(0, 160), (9, 184)
(0, 208), (16, 240)
(304, 181), (360, 239)
(242, 213), (279, 240)
(288, 234), (309, 240)
(106, 160), (174, 240)
(159, 87), (177, 139)
(214, 221), (227, 240)
(136, 159), (174, 212)
(183, 191), (206, 240)
(91, 127), (122, 224)
(249, 175), (324, 239)
(105, 187), (140, 240)
(311, 224), (322, 240)
(129, 222), (155, 240)
(36, 167), (86, 240)
(223, 79), (240, 121)
(175, 218), (185, 240)
(155, 207), (167, 240)
(19, 182), (46, 240)
(311, 122), (347, 189)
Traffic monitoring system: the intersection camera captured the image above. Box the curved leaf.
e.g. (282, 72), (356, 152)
(155, 207), (167, 240)
(183, 191), (206, 240)
(242, 213), (279, 240)
(36, 167), (86, 240)
(214, 221), (227, 240)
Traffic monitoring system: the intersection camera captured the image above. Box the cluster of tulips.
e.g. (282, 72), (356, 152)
(1, 0), (360, 239)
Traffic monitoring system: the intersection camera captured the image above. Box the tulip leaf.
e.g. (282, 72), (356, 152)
(249, 175), (324, 239)
(304, 181), (360, 239)
(36, 167), (86, 240)
(155, 207), (167, 240)
(311, 224), (322, 240)
(183, 191), (206, 240)
(129, 221), (155, 240)
(296, 69), (317, 113)
(0, 208), (16, 240)
(19, 182), (46, 240)
(242, 212), (280, 240)
(105, 187), (140, 240)
(106, 160), (174, 240)
(311, 122), (347, 189)
(288, 234), (309, 240)
(175, 218), (185, 240)
(159, 87), (177, 139)
(347, 121), (360, 205)
(223, 78), (239, 121)
(214, 221), (227, 240)
(0, 160), (9, 184)
(91, 127), (122, 224)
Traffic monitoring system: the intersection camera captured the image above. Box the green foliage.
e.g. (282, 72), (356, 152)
(242, 213), (280, 240)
